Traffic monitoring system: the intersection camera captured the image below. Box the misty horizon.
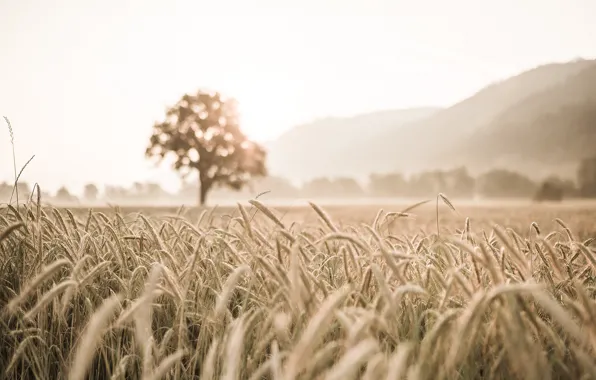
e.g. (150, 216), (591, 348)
(2, 57), (594, 194)
(2, 0), (596, 194)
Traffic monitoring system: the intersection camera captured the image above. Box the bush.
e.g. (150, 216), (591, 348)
(534, 180), (564, 202)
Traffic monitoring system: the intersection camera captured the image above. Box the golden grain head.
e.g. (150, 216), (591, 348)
(0, 202), (594, 380)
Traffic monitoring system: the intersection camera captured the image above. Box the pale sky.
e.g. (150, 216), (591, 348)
(1, 0), (595, 194)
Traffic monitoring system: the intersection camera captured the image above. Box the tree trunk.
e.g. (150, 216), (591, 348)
(198, 177), (211, 207)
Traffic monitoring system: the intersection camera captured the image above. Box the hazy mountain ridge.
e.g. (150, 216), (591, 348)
(266, 107), (440, 179)
(445, 62), (596, 174)
(356, 58), (596, 174)
(268, 58), (596, 180)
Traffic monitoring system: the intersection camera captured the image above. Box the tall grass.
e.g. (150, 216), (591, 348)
(3, 116), (17, 205)
(0, 198), (595, 380)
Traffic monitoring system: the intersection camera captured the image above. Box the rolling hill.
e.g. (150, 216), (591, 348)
(267, 58), (596, 181)
(266, 107), (440, 180)
(444, 61), (596, 177)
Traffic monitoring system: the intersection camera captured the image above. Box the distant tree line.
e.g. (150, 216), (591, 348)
(139, 86), (596, 206)
(2, 156), (595, 205)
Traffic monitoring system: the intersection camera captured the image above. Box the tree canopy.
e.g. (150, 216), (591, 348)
(145, 90), (267, 205)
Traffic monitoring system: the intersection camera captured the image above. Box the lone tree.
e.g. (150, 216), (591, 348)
(146, 89), (267, 206)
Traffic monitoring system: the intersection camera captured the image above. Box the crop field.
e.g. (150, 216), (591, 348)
(1, 199), (596, 380)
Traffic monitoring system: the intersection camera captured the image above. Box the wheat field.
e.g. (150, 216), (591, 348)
(1, 199), (596, 380)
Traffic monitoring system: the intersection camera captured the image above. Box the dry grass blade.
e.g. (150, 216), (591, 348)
(7, 258), (72, 312)
(248, 199), (285, 229)
(148, 350), (186, 380)
(24, 280), (77, 320)
(222, 317), (246, 380)
(554, 218), (574, 241)
(573, 242), (596, 274)
(400, 199), (431, 214)
(532, 291), (592, 349)
(531, 222), (541, 235)
(215, 265), (251, 319)
(289, 243), (304, 310)
(4, 116), (16, 192)
(324, 339), (379, 380)
(285, 286), (352, 378)
(269, 340), (283, 380)
(69, 294), (123, 380)
(237, 203), (254, 238)
(436, 193), (457, 236)
(9, 154), (36, 205)
(201, 338), (220, 380)
(386, 342), (415, 380)
(309, 202), (339, 232)
(135, 263), (164, 355)
(0, 222), (24, 242)
(438, 193), (457, 213)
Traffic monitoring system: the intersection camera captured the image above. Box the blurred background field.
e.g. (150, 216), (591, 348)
(60, 200), (596, 239)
